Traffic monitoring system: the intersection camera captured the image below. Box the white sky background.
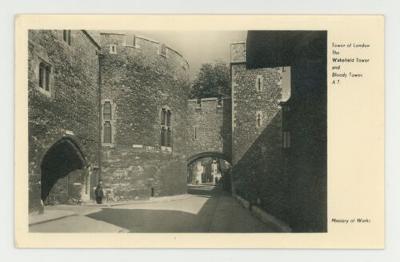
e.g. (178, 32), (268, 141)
(134, 31), (247, 79)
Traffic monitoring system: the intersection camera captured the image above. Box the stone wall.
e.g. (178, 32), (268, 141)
(231, 57), (289, 164)
(98, 32), (190, 199)
(187, 98), (225, 158)
(230, 42), (293, 227)
(233, 31), (327, 232)
(28, 30), (100, 211)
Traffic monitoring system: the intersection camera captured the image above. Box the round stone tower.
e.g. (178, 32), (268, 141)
(99, 32), (190, 200)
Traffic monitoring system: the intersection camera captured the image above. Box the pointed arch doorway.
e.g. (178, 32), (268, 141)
(40, 138), (88, 203)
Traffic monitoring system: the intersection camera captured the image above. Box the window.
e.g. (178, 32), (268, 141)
(256, 112), (262, 128)
(193, 127), (197, 140)
(103, 121), (112, 144)
(38, 62), (51, 92)
(132, 35), (137, 47)
(256, 75), (263, 92)
(102, 101), (113, 144)
(160, 107), (172, 147)
(166, 110), (171, 127)
(196, 98), (202, 109)
(159, 43), (167, 57)
(283, 131), (291, 148)
(217, 97), (223, 107)
(167, 128), (172, 147)
(161, 108), (166, 124)
(110, 44), (117, 54)
(103, 101), (112, 120)
(161, 127), (166, 146)
(63, 30), (71, 45)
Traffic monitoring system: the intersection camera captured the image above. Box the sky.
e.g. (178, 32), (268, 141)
(134, 31), (247, 79)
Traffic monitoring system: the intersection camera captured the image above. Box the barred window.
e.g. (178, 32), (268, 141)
(103, 121), (112, 144)
(103, 101), (112, 120)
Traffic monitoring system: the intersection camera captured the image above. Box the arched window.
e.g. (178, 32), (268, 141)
(103, 101), (112, 120)
(103, 121), (112, 144)
(160, 107), (172, 147)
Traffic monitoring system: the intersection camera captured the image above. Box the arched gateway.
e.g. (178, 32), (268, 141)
(187, 151), (231, 188)
(40, 138), (87, 201)
(187, 151), (230, 166)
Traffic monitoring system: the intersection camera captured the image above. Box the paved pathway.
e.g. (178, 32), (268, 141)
(29, 185), (281, 233)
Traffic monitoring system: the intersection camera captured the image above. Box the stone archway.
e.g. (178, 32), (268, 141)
(187, 152), (231, 187)
(40, 138), (87, 201)
(187, 151), (230, 166)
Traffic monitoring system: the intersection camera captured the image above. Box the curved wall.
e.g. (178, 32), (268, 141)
(99, 32), (191, 199)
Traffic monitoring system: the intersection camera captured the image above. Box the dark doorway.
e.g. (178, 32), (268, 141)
(40, 138), (87, 201)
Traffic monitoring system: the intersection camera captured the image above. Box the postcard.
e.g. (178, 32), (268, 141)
(15, 15), (384, 248)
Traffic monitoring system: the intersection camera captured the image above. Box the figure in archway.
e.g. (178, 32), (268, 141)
(211, 159), (222, 185)
(194, 161), (204, 185)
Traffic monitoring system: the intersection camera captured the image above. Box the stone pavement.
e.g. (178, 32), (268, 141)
(29, 210), (76, 226)
(29, 185), (283, 233)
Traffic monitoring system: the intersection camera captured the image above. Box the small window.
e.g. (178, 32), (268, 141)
(110, 44), (117, 54)
(160, 107), (172, 147)
(161, 127), (166, 146)
(160, 43), (167, 57)
(256, 112), (262, 128)
(103, 121), (112, 144)
(132, 35), (137, 47)
(217, 97), (223, 107)
(63, 30), (71, 45)
(103, 101), (112, 120)
(167, 128), (172, 147)
(196, 98), (202, 109)
(256, 75), (263, 92)
(38, 62), (51, 92)
(193, 127), (197, 140)
(283, 131), (291, 148)
(161, 108), (166, 125)
(166, 110), (171, 127)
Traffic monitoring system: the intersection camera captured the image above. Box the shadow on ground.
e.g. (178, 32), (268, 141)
(86, 185), (280, 233)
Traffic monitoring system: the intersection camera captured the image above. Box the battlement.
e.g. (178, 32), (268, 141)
(230, 41), (246, 63)
(99, 32), (189, 70)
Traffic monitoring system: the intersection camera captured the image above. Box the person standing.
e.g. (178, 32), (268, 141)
(94, 180), (104, 204)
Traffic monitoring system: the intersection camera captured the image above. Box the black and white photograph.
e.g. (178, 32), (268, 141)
(26, 29), (327, 233)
